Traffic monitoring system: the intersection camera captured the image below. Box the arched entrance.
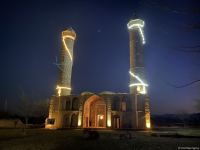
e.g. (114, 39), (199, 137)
(113, 115), (120, 128)
(83, 95), (106, 128)
(70, 114), (78, 127)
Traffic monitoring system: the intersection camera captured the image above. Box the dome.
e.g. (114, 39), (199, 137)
(99, 91), (115, 95)
(80, 91), (94, 96)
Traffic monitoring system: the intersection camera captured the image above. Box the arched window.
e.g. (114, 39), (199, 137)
(112, 96), (120, 111)
(64, 115), (70, 127)
(70, 114), (78, 127)
(72, 97), (79, 110)
(66, 98), (71, 110)
(121, 99), (126, 112)
(113, 115), (120, 128)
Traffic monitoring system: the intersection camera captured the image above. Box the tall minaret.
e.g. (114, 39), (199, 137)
(127, 18), (150, 129)
(56, 28), (76, 96)
(127, 18), (147, 95)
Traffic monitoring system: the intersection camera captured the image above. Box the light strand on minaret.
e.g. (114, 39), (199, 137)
(127, 19), (145, 44)
(56, 29), (76, 96)
(127, 18), (147, 94)
(62, 35), (75, 61)
(129, 71), (148, 94)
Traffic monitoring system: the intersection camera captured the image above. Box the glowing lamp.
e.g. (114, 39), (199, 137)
(107, 120), (111, 127)
(78, 119), (81, 126)
(100, 115), (104, 120)
(146, 122), (151, 129)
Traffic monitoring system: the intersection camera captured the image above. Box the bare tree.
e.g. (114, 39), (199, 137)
(143, 0), (200, 87)
(32, 99), (49, 118)
(18, 90), (33, 129)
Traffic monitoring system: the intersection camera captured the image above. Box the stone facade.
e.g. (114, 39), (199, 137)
(45, 92), (149, 129)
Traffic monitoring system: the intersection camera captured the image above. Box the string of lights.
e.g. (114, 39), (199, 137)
(129, 71), (148, 94)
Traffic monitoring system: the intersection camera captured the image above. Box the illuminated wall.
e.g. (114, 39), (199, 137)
(145, 97), (151, 128)
(57, 29), (76, 96)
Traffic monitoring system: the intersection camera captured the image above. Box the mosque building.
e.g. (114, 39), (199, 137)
(45, 18), (151, 129)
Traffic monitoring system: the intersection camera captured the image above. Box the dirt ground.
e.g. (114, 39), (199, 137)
(0, 128), (199, 150)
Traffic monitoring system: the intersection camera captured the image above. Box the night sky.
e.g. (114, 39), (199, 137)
(0, 0), (199, 114)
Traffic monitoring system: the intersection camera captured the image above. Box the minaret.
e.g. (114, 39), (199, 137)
(56, 28), (76, 96)
(127, 18), (147, 95)
(127, 18), (150, 129)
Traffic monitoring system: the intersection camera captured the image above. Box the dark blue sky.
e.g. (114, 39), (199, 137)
(0, 0), (199, 114)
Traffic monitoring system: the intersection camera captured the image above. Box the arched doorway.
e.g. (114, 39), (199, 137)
(70, 114), (78, 127)
(113, 115), (120, 128)
(83, 95), (106, 128)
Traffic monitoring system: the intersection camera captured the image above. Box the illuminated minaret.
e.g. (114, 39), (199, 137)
(127, 18), (147, 95)
(127, 18), (151, 129)
(56, 28), (76, 96)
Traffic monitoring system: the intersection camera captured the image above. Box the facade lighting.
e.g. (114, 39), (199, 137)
(107, 112), (111, 127)
(56, 85), (71, 96)
(146, 122), (151, 129)
(100, 115), (104, 120)
(78, 117), (81, 126)
(107, 120), (111, 127)
(145, 100), (151, 129)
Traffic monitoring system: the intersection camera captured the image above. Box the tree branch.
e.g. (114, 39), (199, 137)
(166, 80), (200, 88)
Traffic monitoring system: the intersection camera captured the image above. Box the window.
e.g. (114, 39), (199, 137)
(72, 97), (79, 110)
(112, 96), (120, 111)
(70, 114), (78, 127)
(47, 118), (55, 125)
(121, 101), (126, 111)
(66, 100), (71, 110)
